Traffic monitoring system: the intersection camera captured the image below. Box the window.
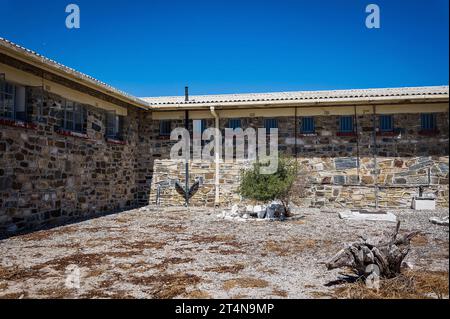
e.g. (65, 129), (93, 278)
(201, 119), (207, 133)
(62, 100), (86, 133)
(228, 118), (241, 130)
(0, 80), (27, 121)
(106, 112), (124, 140)
(339, 116), (354, 133)
(421, 113), (437, 131)
(379, 115), (393, 132)
(264, 118), (278, 134)
(159, 120), (172, 136)
(300, 117), (315, 134)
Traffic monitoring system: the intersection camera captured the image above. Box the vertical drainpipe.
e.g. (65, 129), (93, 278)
(210, 106), (220, 207)
(354, 105), (361, 184)
(185, 87), (190, 207)
(372, 105), (379, 209)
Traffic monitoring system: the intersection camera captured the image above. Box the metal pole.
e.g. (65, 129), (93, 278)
(184, 87), (190, 207)
(354, 105), (361, 184)
(372, 106), (379, 209)
(185, 109), (190, 207)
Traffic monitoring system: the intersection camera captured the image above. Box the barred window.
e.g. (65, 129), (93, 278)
(339, 116), (354, 133)
(264, 118), (278, 134)
(159, 120), (172, 136)
(421, 113), (437, 131)
(228, 118), (241, 130)
(379, 115), (393, 132)
(300, 117), (315, 134)
(0, 80), (27, 121)
(106, 112), (124, 140)
(62, 100), (86, 133)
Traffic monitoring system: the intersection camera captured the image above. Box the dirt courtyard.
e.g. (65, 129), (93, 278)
(0, 206), (448, 299)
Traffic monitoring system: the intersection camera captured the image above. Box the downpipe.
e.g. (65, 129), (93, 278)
(210, 106), (220, 207)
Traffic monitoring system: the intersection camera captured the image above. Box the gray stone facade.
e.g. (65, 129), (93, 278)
(149, 113), (449, 208)
(0, 88), (153, 234)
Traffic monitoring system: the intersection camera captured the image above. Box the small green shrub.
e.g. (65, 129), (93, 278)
(239, 157), (298, 215)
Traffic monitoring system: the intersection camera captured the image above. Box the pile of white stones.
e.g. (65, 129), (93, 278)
(218, 202), (288, 222)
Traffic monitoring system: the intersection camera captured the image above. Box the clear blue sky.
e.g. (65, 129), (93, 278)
(1, 0), (448, 97)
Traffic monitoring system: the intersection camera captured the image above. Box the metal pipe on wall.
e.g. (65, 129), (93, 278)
(210, 106), (220, 207)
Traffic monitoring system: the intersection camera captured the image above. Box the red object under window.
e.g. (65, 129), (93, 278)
(107, 138), (127, 145)
(376, 131), (397, 137)
(418, 130), (439, 136)
(336, 132), (356, 137)
(56, 128), (89, 140)
(0, 118), (37, 130)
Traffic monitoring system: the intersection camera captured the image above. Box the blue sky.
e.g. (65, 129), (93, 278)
(0, 0), (448, 97)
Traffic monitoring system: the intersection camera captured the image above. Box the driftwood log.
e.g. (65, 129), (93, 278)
(326, 221), (419, 279)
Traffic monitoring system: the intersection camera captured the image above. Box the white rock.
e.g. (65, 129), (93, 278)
(231, 204), (240, 215)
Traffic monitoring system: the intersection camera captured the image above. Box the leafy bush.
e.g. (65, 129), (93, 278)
(239, 157), (298, 215)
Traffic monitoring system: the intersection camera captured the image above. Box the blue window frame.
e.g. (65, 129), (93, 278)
(421, 113), (437, 131)
(264, 118), (278, 134)
(228, 118), (241, 130)
(379, 115), (393, 132)
(339, 116), (354, 133)
(300, 117), (315, 134)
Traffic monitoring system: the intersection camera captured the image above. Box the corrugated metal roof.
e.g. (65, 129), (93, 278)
(142, 86), (449, 107)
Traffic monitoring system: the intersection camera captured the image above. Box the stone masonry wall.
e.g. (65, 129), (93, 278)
(149, 112), (449, 208)
(0, 88), (153, 235)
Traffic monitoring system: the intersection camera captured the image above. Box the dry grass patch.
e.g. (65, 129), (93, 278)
(223, 277), (270, 291)
(36, 253), (105, 271)
(192, 234), (237, 244)
(130, 273), (202, 299)
(208, 247), (246, 255)
(153, 257), (195, 270)
(272, 289), (288, 297)
(184, 289), (212, 299)
(411, 233), (429, 246)
(332, 270), (449, 299)
(265, 239), (318, 256)
(120, 240), (166, 250)
(20, 226), (78, 241)
(204, 264), (245, 274)
(154, 225), (187, 233)
(0, 265), (42, 281)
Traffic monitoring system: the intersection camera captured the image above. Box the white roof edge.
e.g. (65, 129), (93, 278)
(142, 85), (449, 106)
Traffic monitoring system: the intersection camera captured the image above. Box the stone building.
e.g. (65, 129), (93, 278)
(1, 38), (449, 235)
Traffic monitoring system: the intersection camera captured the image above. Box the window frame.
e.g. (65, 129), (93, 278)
(379, 115), (394, 132)
(264, 118), (278, 134)
(420, 113), (437, 132)
(300, 117), (315, 134)
(159, 120), (172, 137)
(228, 118), (242, 130)
(339, 116), (354, 133)
(61, 99), (86, 134)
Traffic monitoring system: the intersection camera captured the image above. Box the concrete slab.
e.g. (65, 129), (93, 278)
(339, 210), (397, 223)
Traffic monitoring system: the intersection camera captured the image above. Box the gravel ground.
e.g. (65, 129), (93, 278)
(0, 206), (448, 299)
